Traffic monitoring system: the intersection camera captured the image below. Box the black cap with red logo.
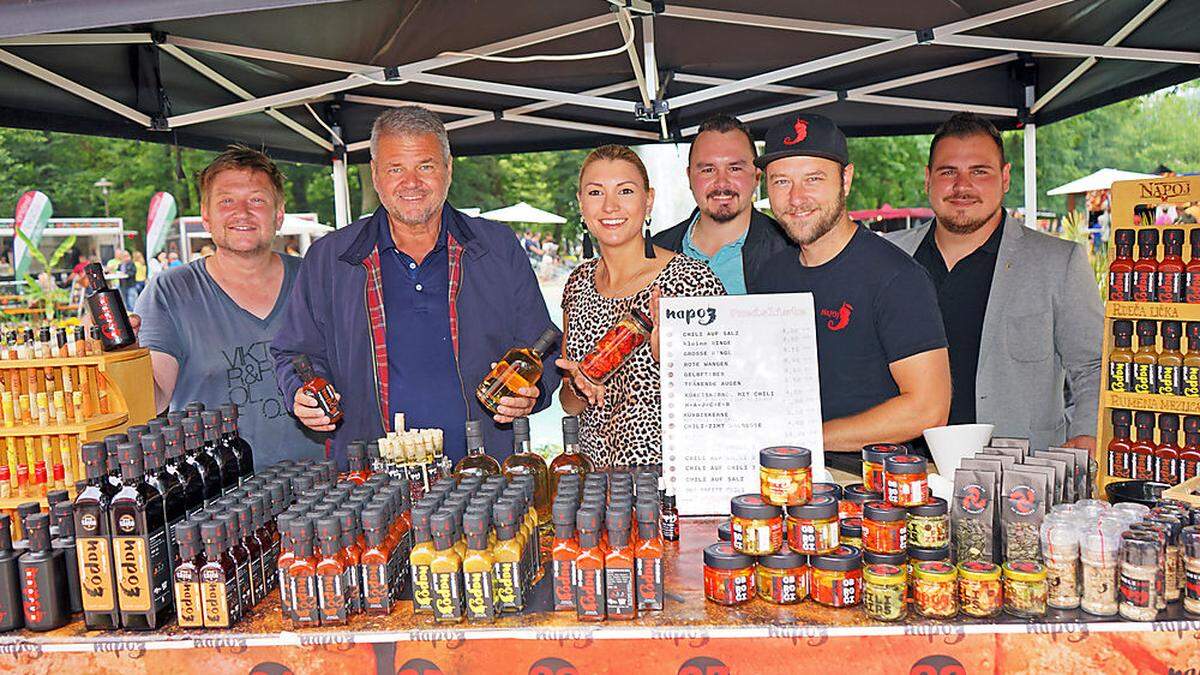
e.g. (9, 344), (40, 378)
(755, 113), (850, 169)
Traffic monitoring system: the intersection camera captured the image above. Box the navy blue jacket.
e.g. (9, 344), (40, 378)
(271, 204), (562, 468)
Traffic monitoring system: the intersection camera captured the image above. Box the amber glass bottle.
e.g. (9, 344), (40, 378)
(501, 417), (551, 526)
(476, 328), (559, 415)
(1132, 320), (1159, 394)
(429, 510), (464, 623)
(550, 416), (593, 500)
(461, 509), (496, 622)
(453, 421), (500, 479)
(1109, 320), (1134, 393)
(1158, 321), (1184, 397)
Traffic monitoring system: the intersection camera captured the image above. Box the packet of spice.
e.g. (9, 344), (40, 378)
(1035, 449), (1081, 503)
(1018, 464), (1056, 510)
(969, 452), (1015, 474)
(991, 437), (1031, 456)
(1001, 468), (1047, 563)
(1023, 456), (1068, 504)
(1049, 446), (1094, 499)
(952, 468), (996, 564)
(982, 445), (1024, 463)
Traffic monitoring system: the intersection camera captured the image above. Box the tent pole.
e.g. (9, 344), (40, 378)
(1023, 84), (1037, 230)
(332, 154), (350, 229)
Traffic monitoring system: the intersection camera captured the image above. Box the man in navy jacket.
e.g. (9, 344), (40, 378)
(271, 106), (561, 467)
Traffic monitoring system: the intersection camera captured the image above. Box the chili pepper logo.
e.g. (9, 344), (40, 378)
(398, 658), (445, 675)
(957, 484), (988, 514)
(678, 656), (731, 675)
(783, 119), (808, 146)
(910, 655), (966, 675)
(1007, 485), (1037, 516)
(529, 657), (579, 675)
(819, 302), (853, 331)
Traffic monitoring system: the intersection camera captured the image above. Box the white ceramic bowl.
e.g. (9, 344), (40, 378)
(922, 423), (995, 476)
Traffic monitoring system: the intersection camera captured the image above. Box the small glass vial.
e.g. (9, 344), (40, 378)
(702, 543), (754, 606)
(1003, 561), (1048, 618)
(579, 307), (653, 385)
(755, 548), (808, 605)
(759, 446), (812, 507)
(1040, 514), (1081, 610)
(883, 455), (928, 507)
(839, 483), (879, 521)
(810, 545), (863, 608)
(1118, 532), (1160, 621)
(729, 494), (783, 556)
(907, 497), (949, 550)
(862, 443), (906, 494)
(913, 561), (958, 619)
(839, 517), (863, 550)
(862, 501), (907, 554)
(863, 563), (906, 622)
(958, 561), (1003, 618)
(1182, 526), (1200, 615)
(786, 496), (839, 555)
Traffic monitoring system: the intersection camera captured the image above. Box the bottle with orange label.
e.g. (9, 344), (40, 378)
(110, 442), (173, 629)
(173, 521), (204, 629)
(199, 519), (240, 628)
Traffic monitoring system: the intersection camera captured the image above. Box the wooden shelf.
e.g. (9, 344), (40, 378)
(0, 411), (127, 437)
(1106, 301), (1200, 322)
(0, 490), (74, 510)
(0, 347), (149, 370)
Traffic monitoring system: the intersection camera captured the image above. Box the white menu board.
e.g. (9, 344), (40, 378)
(660, 293), (824, 516)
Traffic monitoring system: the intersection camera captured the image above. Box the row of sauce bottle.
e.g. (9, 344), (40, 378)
(1107, 409), (1200, 485)
(1108, 227), (1200, 303)
(1108, 319), (1200, 397)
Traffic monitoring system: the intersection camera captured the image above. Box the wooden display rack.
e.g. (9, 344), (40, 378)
(1096, 175), (1200, 494)
(0, 347), (154, 509)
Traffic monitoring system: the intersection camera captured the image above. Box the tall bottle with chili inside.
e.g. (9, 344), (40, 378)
(1108, 409), (1134, 480)
(1130, 411), (1159, 481)
(810, 545), (863, 608)
(1159, 229), (1187, 303)
(702, 543), (754, 606)
(1109, 320), (1134, 393)
(883, 455), (928, 507)
(1132, 320), (1159, 394)
(1157, 414), (1183, 486)
(579, 307), (653, 385)
(1132, 228), (1160, 303)
(1109, 228), (1136, 300)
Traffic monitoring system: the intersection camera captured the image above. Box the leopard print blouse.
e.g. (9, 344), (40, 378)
(562, 254), (726, 468)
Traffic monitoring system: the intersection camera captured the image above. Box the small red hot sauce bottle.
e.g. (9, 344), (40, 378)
(1109, 228), (1136, 301)
(291, 355), (343, 423)
(1156, 414), (1183, 486)
(1132, 229), (1160, 303)
(1187, 229), (1200, 303)
(1108, 409), (1134, 480)
(1159, 229), (1187, 303)
(1181, 415), (1200, 482)
(1130, 411), (1158, 481)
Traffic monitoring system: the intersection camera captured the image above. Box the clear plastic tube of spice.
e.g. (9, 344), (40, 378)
(1130, 522), (1170, 609)
(1080, 521), (1122, 616)
(1182, 526), (1200, 615)
(1040, 514), (1080, 609)
(1118, 532), (1160, 621)
(1148, 513), (1185, 602)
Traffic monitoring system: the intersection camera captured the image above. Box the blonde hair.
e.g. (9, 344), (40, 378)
(578, 144), (650, 191)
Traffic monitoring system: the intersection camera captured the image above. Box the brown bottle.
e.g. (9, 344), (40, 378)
(199, 520), (240, 628)
(1184, 323), (1200, 398)
(1158, 321), (1184, 397)
(110, 442), (173, 630)
(292, 355), (343, 423)
(1133, 320), (1159, 394)
(1109, 320), (1134, 393)
(173, 521), (203, 629)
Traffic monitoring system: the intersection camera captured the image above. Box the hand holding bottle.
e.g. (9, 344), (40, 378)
(490, 377), (538, 424)
(555, 357), (606, 409)
(293, 387), (341, 432)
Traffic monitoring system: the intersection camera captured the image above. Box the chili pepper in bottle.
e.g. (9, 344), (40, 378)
(287, 518), (320, 628)
(1157, 414), (1183, 486)
(315, 517), (348, 626)
(634, 498), (664, 611)
(1159, 321), (1184, 396)
(1109, 320), (1134, 392)
(1160, 229), (1187, 303)
(1187, 229), (1200, 303)
(1132, 229), (1160, 303)
(1133, 320), (1159, 394)
(1182, 416), (1200, 482)
(1131, 411), (1158, 481)
(1110, 228), (1136, 301)
(574, 508), (606, 621)
(1109, 410), (1134, 480)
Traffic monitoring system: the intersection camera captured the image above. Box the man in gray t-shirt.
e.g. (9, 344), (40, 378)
(133, 145), (327, 468)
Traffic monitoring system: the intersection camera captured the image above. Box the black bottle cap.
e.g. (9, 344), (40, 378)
(219, 512), (241, 541)
(863, 501), (907, 522)
(365, 441), (380, 461)
(248, 497), (266, 528)
(167, 411), (187, 426)
(16, 502), (39, 522)
(465, 419), (483, 446)
(292, 517), (313, 542)
(1163, 321), (1183, 339)
(185, 401), (206, 413)
(1112, 409), (1133, 427)
(126, 425), (149, 447)
(1114, 229), (1135, 247)
(562, 416), (580, 443)
(162, 425), (183, 452)
(1135, 411), (1157, 427)
(513, 417), (530, 443)
(1138, 228), (1160, 247)
(575, 508), (601, 533)
(118, 442), (144, 479)
(347, 440), (365, 458)
(1112, 320), (1133, 337)
(703, 543), (754, 570)
(233, 505), (253, 532)
(53, 503), (75, 537)
(200, 410), (222, 429)
(220, 403), (239, 421)
(1165, 228), (1185, 247)
(140, 432), (165, 459)
(200, 520), (226, 548)
(81, 442), (106, 473)
(338, 509), (359, 534)
(144, 444), (164, 471)
(1137, 319), (1157, 338)
(182, 417), (202, 435)
(636, 499), (659, 523)
(84, 262), (110, 290)
(360, 508), (387, 531)
(176, 521), (200, 559)
(291, 354), (313, 371)
(147, 419), (165, 437)
(531, 328), (561, 356)
(1161, 414), (1181, 433)
(463, 509), (490, 536)
(46, 489), (69, 509)
(316, 517), (341, 542)
(0, 515), (11, 551)
(25, 514), (51, 551)
(1186, 416), (1200, 434)
(430, 509), (456, 537)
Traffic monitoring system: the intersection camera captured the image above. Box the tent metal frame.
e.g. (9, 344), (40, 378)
(0, 0), (1196, 225)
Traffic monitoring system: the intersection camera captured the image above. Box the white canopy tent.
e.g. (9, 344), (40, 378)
(1046, 168), (1159, 195)
(480, 202), (566, 225)
(178, 212), (332, 260)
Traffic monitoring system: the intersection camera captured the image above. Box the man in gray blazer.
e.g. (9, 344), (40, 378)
(885, 113), (1103, 453)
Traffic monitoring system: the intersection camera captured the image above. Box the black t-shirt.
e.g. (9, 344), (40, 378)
(751, 224), (947, 425)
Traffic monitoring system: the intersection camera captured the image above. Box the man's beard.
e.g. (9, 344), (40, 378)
(702, 190), (743, 224)
(384, 192), (441, 226)
(779, 188), (846, 246)
(937, 200), (1002, 235)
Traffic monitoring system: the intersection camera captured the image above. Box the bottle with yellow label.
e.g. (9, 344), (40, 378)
(1159, 321), (1184, 396)
(492, 502), (526, 612)
(408, 505), (435, 614)
(461, 510), (496, 622)
(110, 442), (173, 630)
(1109, 320), (1134, 392)
(73, 441), (121, 629)
(429, 510), (464, 623)
(173, 521), (204, 628)
(1132, 320), (1159, 394)
(1184, 322), (1200, 398)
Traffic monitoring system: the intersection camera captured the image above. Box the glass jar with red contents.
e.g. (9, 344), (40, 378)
(703, 543), (755, 606)
(883, 454), (929, 507)
(579, 307), (653, 385)
(811, 545), (863, 608)
(755, 549), (808, 605)
(862, 501), (907, 554)
(786, 495), (839, 555)
(759, 446), (812, 506)
(862, 443), (907, 493)
(730, 493), (783, 556)
(840, 483), (880, 521)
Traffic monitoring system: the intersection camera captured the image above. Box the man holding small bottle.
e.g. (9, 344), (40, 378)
(272, 106), (561, 467)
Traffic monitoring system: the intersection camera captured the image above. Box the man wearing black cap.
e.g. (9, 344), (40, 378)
(749, 114), (951, 460)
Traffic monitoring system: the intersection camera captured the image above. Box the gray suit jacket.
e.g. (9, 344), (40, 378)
(884, 216), (1103, 449)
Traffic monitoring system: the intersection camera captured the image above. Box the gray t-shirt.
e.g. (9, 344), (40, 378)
(135, 253), (327, 468)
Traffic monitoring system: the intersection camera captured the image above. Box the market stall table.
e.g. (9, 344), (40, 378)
(3, 517), (1199, 673)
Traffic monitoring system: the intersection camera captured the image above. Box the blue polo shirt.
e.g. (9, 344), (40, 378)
(379, 212), (468, 460)
(681, 213), (749, 295)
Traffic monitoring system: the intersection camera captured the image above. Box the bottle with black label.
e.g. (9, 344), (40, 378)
(142, 434), (185, 575)
(51, 502), (82, 615)
(429, 509), (464, 623)
(110, 442), (173, 629)
(45, 490), (70, 536)
(83, 262), (137, 351)
(199, 519), (241, 628)
(1133, 320), (1159, 394)
(201, 411), (239, 495)
(1110, 320), (1134, 392)
(18, 514), (71, 631)
(73, 441), (121, 629)
(604, 508), (637, 620)
(220, 512), (255, 614)
(251, 494), (277, 593)
(182, 417), (222, 506)
(315, 517), (348, 626)
(162, 425), (206, 517)
(235, 504), (267, 604)
(0, 515), (23, 632)
(461, 509), (496, 622)
(173, 521), (204, 629)
(220, 404), (255, 482)
(361, 507), (394, 616)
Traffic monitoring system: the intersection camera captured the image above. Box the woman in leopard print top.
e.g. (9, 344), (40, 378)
(556, 145), (725, 468)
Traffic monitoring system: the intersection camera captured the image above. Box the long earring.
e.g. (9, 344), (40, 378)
(643, 216), (656, 259)
(581, 217), (594, 259)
